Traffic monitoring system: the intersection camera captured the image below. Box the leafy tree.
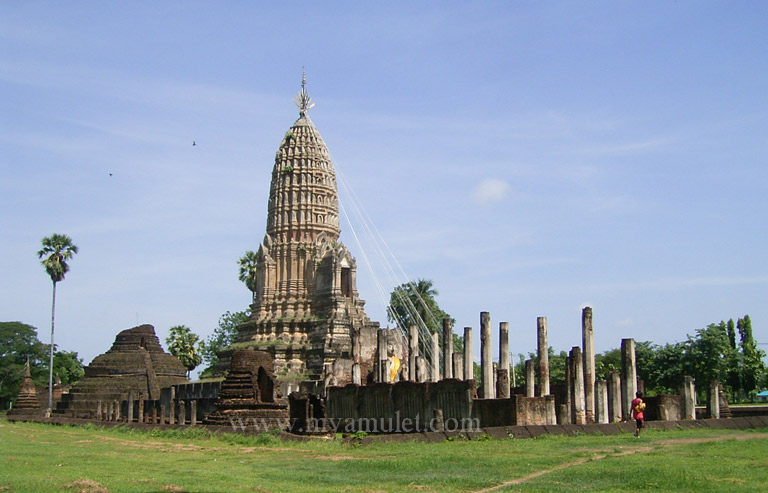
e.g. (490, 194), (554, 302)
(528, 347), (567, 385)
(0, 322), (84, 409)
(452, 333), (464, 355)
(52, 350), (85, 385)
(738, 315), (766, 399)
(165, 325), (202, 377)
(37, 233), (78, 413)
(1, 322), (45, 409)
(238, 251), (259, 302)
(388, 279), (448, 334)
(594, 342), (685, 396)
(634, 341), (655, 384)
(199, 310), (249, 378)
(683, 322), (730, 399)
(724, 318), (742, 400)
(511, 353), (527, 388)
(726, 319), (737, 350)
(644, 342), (686, 394)
(549, 349), (568, 385)
(595, 348), (621, 381)
(576, 316), (762, 402)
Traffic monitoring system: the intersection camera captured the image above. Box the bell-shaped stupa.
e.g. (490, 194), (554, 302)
(8, 358), (42, 416)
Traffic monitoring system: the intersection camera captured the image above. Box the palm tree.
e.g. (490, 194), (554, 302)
(165, 325), (202, 378)
(238, 251), (259, 302)
(37, 233), (78, 416)
(388, 278), (453, 369)
(388, 278), (447, 335)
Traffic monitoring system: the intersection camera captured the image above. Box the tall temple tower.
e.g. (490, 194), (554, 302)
(236, 75), (379, 379)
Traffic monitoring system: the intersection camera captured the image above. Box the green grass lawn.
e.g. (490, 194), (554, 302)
(1, 418), (767, 492)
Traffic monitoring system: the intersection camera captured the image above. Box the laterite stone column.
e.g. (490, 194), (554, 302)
(570, 346), (586, 424)
(682, 376), (696, 420)
(582, 307), (595, 423)
(608, 371), (622, 423)
(452, 353), (463, 380)
(409, 325), (418, 382)
(620, 338), (637, 421)
(442, 318), (453, 379)
(596, 379), (609, 424)
(431, 332), (440, 382)
(537, 317), (550, 396)
(463, 327), (473, 381)
(525, 359), (535, 397)
(480, 312), (494, 399)
(497, 322), (510, 398)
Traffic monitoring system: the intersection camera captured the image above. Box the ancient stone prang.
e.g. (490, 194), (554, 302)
(229, 77), (381, 380)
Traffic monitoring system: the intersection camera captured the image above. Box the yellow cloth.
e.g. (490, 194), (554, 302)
(390, 356), (401, 383)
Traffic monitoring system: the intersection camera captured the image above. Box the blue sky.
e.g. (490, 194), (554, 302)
(2, 2), (767, 374)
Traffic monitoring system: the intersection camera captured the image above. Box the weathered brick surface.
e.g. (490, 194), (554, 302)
(203, 350), (288, 428)
(55, 325), (188, 418)
(9, 360), (41, 416)
(484, 426), (514, 440)
(507, 426), (532, 439)
(525, 425), (548, 438)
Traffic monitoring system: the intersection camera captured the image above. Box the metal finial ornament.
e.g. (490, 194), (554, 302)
(293, 70), (315, 116)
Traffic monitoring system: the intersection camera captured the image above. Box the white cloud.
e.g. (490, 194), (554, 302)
(472, 178), (510, 206)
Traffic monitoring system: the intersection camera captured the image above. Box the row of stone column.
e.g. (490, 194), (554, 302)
(388, 308), (699, 426)
(97, 391), (199, 426)
(374, 321), (473, 384)
(401, 318), (478, 385)
(499, 307), (646, 424)
(557, 313), (639, 424)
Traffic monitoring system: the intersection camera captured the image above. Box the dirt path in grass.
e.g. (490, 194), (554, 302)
(474, 432), (768, 492)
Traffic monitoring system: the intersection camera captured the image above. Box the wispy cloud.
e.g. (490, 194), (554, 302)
(580, 136), (677, 156)
(471, 178), (510, 206)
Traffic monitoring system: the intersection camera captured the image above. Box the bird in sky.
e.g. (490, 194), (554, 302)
(193, 141), (196, 146)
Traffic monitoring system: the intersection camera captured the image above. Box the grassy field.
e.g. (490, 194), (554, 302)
(1, 419), (767, 492)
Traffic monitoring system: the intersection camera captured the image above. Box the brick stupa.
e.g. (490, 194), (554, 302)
(55, 324), (188, 418)
(203, 349), (289, 428)
(8, 358), (42, 416)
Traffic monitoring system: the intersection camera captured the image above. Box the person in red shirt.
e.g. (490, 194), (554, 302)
(631, 391), (646, 437)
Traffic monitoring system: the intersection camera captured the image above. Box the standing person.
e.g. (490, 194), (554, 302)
(631, 391), (646, 437)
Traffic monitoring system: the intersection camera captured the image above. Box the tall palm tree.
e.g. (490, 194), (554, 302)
(165, 325), (202, 378)
(37, 233), (78, 416)
(411, 278), (440, 327)
(388, 278), (452, 368)
(388, 278), (444, 334)
(238, 251), (259, 302)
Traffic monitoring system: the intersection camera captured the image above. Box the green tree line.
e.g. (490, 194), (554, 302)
(0, 321), (84, 410)
(512, 315), (766, 402)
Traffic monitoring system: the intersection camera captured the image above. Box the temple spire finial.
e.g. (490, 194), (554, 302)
(293, 69), (315, 116)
